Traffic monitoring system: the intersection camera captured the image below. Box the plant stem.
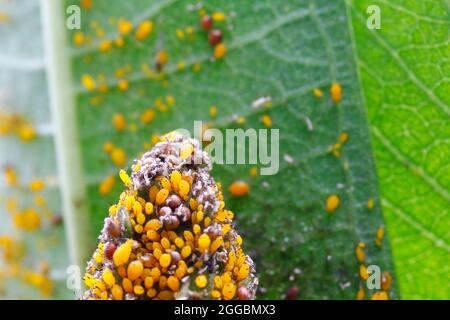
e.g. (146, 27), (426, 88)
(40, 0), (93, 274)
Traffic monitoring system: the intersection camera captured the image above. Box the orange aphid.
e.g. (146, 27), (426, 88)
(228, 181), (249, 197)
(330, 82), (342, 103)
(112, 113), (126, 132)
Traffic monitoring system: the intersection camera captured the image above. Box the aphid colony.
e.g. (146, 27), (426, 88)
(355, 241), (392, 300)
(82, 133), (257, 300)
(1, 165), (58, 297)
(0, 111), (36, 142)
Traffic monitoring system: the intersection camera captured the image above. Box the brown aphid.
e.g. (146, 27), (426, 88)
(163, 215), (180, 230)
(141, 253), (157, 268)
(175, 205), (191, 223)
(285, 286), (299, 300)
(170, 251), (181, 265)
(208, 29), (222, 47)
(201, 15), (212, 31)
(158, 206), (173, 217)
(104, 242), (116, 260)
(166, 194), (181, 209)
(237, 286), (251, 300)
(381, 271), (392, 291)
(51, 215), (63, 226)
(105, 219), (121, 237)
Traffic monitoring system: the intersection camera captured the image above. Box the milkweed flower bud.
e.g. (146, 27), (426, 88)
(82, 132), (257, 300)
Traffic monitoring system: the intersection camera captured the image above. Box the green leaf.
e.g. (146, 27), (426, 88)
(53, 0), (397, 299)
(0, 0), (70, 299)
(348, 0), (450, 299)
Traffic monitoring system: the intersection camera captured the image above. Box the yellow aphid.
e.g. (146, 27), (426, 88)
(229, 181), (249, 197)
(145, 202), (154, 215)
(174, 237), (184, 249)
(90, 95), (103, 105)
(330, 82), (342, 103)
(118, 18), (133, 35)
(96, 28), (106, 38)
(214, 275), (223, 289)
(176, 61), (186, 71)
(149, 185), (159, 203)
(122, 278), (133, 293)
(371, 291), (388, 300)
(140, 109), (155, 124)
(167, 276), (180, 291)
(73, 31), (84, 46)
(112, 285), (123, 300)
(195, 275), (207, 288)
(178, 180), (190, 198)
(249, 166), (258, 177)
(135, 20), (153, 40)
(193, 63), (201, 72)
(355, 242), (365, 263)
(112, 113), (126, 132)
(198, 234), (211, 253)
(134, 203), (143, 217)
(170, 170), (181, 190)
(99, 175), (115, 195)
(326, 194), (340, 213)
(313, 88), (324, 97)
(127, 260), (144, 280)
(99, 39), (112, 52)
(339, 132), (349, 144)
(117, 79), (129, 92)
(102, 269), (115, 286)
(0, 11), (10, 23)
(113, 240), (132, 266)
(211, 290), (221, 298)
(34, 195), (46, 207)
(359, 265), (369, 280)
(18, 124), (36, 142)
(176, 29), (185, 40)
(151, 133), (160, 145)
(261, 114), (272, 128)
(222, 282), (236, 300)
(367, 198), (374, 209)
(193, 224), (201, 235)
(160, 177), (171, 191)
(4, 166), (18, 187)
(29, 179), (45, 192)
(214, 43), (227, 59)
(237, 264), (250, 280)
(13, 208), (41, 231)
(156, 50), (169, 67)
(111, 148), (126, 167)
(119, 169), (131, 188)
(81, 74), (96, 91)
(375, 226), (385, 246)
(156, 188), (169, 205)
(134, 285), (145, 295)
(209, 105), (217, 118)
(145, 219), (160, 232)
(356, 286), (365, 300)
(159, 253), (171, 268)
(181, 245), (192, 258)
(115, 37), (125, 48)
(184, 231), (194, 242)
(185, 26), (194, 35)
(212, 11), (226, 21)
